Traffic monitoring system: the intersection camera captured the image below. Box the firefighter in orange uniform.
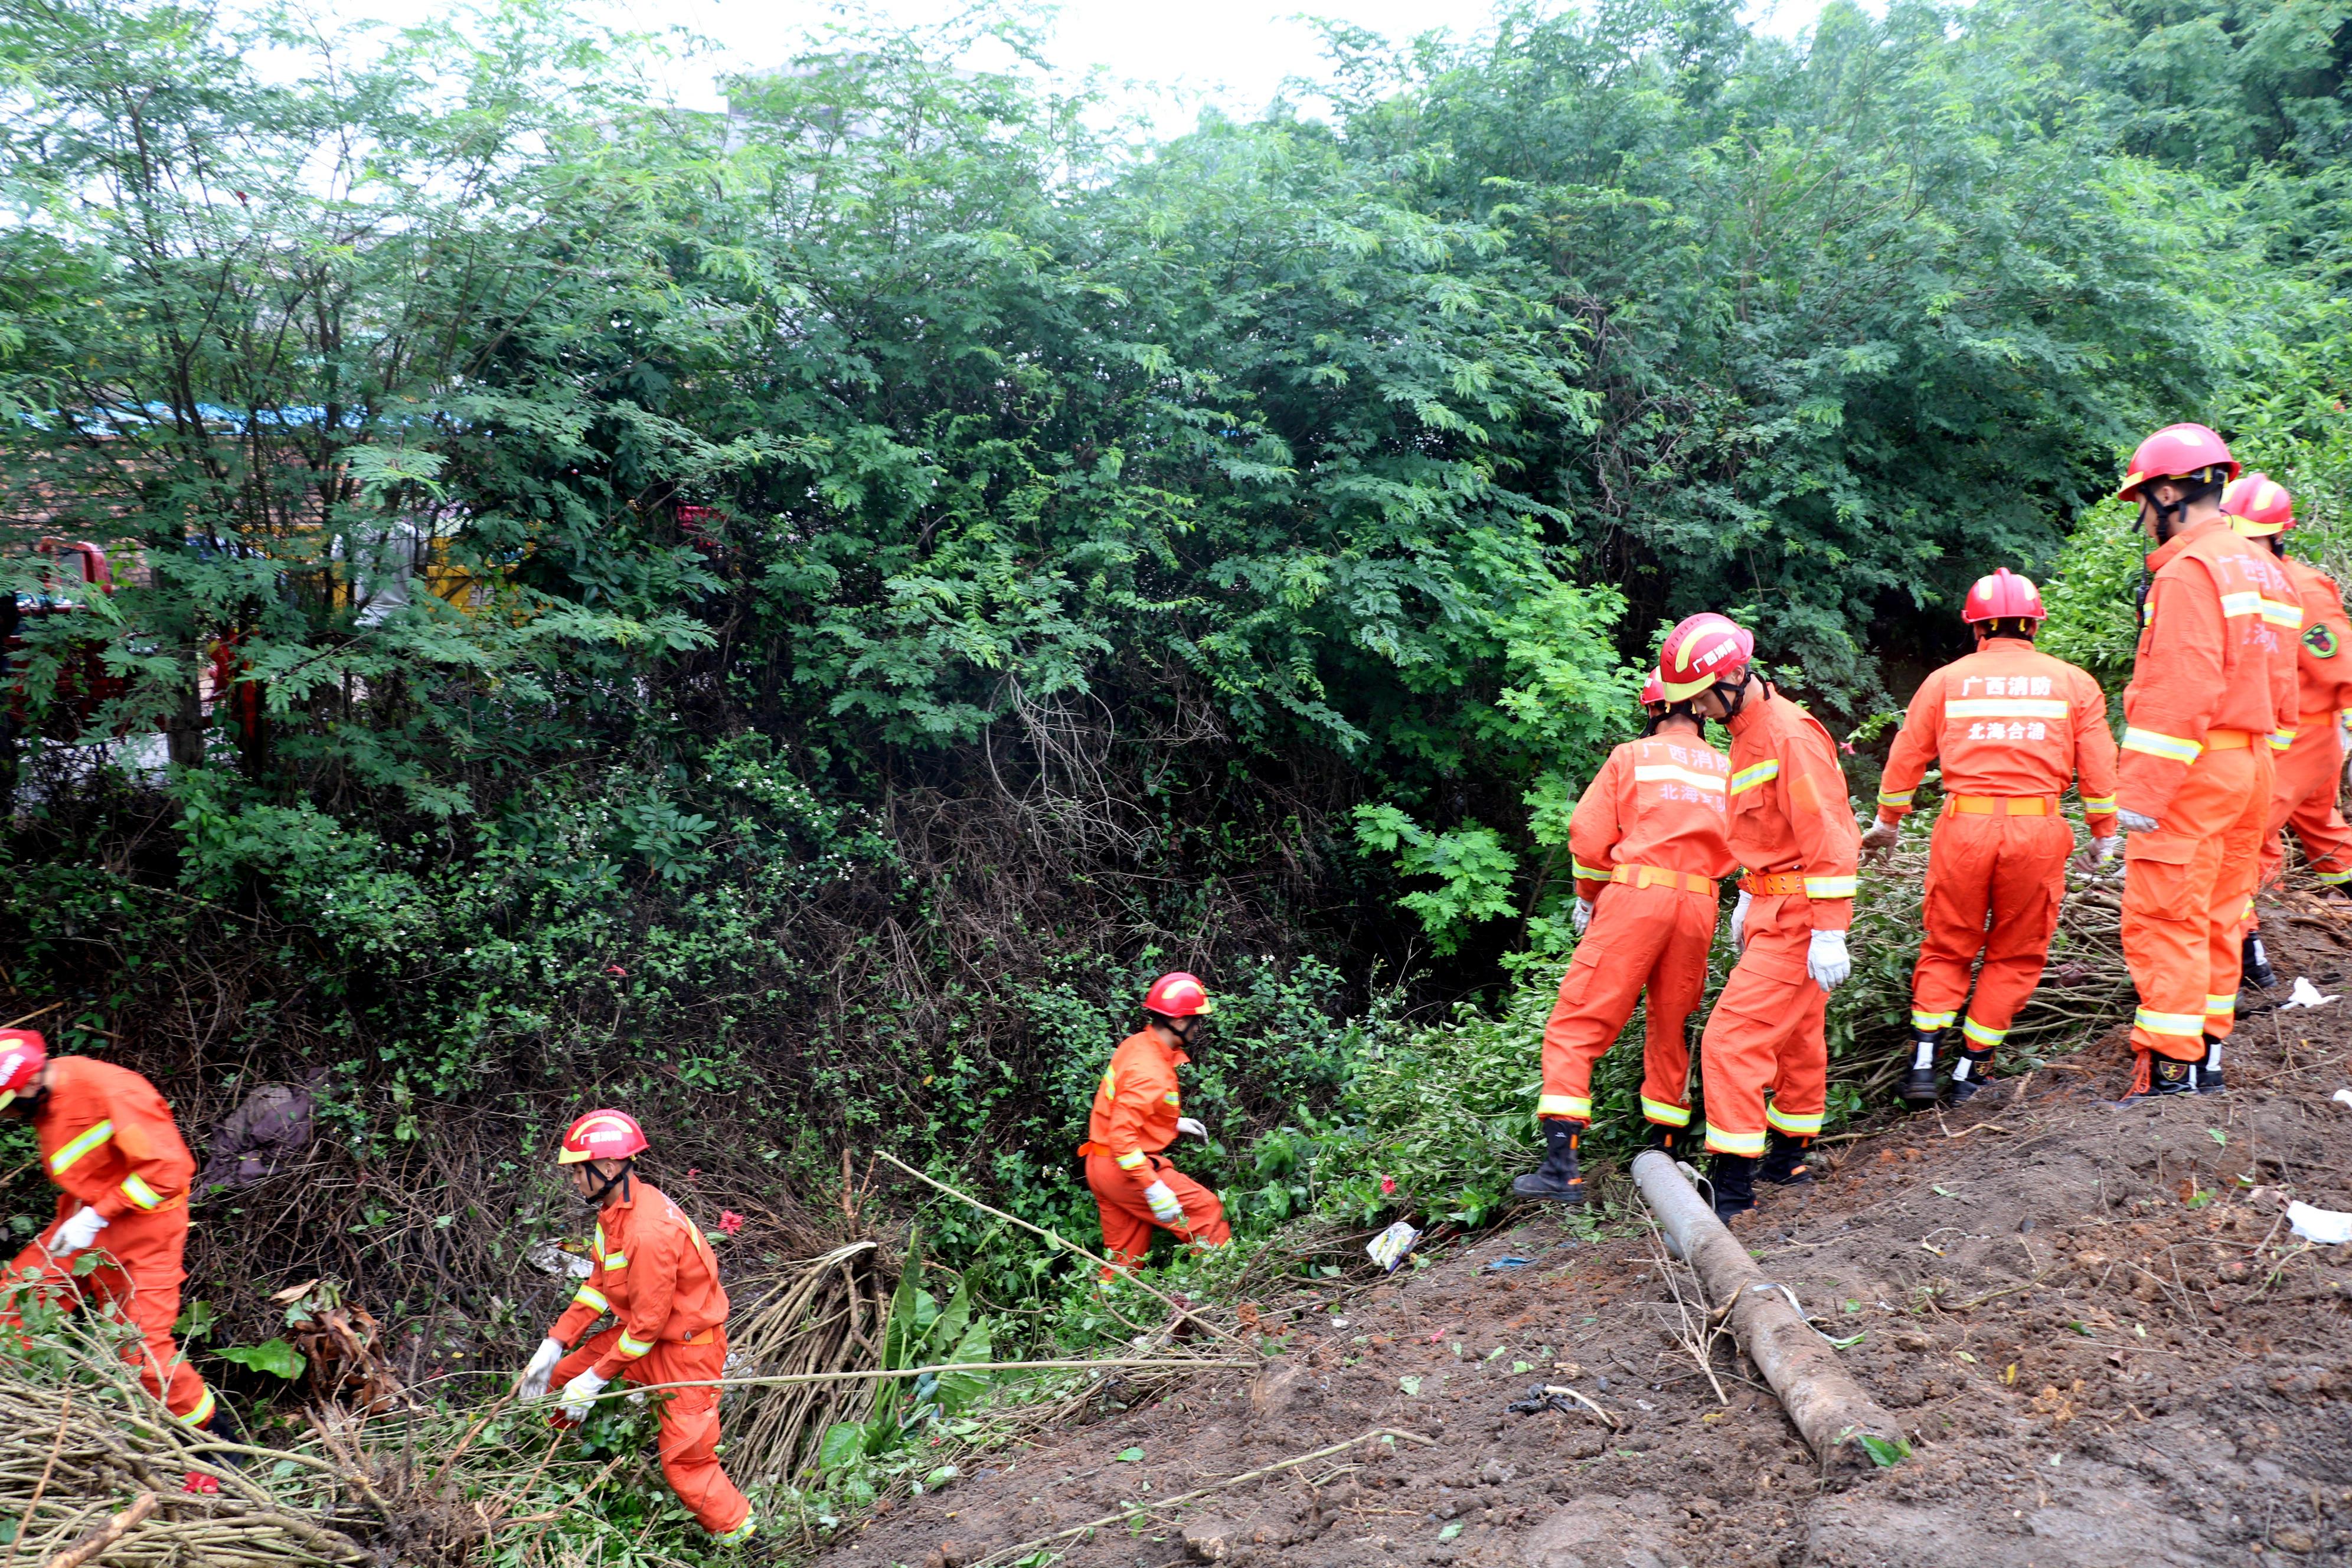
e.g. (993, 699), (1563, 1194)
(1079, 973), (1232, 1273)
(1860, 570), (2119, 1106)
(2226, 473), (2352, 1041)
(1658, 615), (1860, 1220)
(0, 1031), (227, 1475)
(2112, 425), (2299, 1099)
(516, 1110), (754, 1546)
(1513, 676), (1734, 1201)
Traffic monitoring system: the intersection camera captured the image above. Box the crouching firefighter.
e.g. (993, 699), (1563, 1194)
(0, 1031), (236, 1494)
(516, 1110), (755, 1547)
(1661, 615), (1861, 1221)
(1078, 972), (1232, 1275)
(1514, 675), (1734, 1202)
(1861, 569), (2119, 1106)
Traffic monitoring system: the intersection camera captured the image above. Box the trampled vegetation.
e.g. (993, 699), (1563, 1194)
(1, 0), (2349, 1557)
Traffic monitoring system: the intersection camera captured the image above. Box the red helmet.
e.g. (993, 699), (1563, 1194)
(1142, 971), (1213, 1019)
(2118, 423), (2237, 502)
(2222, 472), (2294, 536)
(1960, 567), (2046, 625)
(1639, 674), (1667, 708)
(558, 1109), (649, 1165)
(0, 1031), (45, 1111)
(1657, 613), (1753, 701)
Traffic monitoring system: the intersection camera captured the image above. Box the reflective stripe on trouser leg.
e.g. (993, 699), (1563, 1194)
(1960, 1016), (2007, 1048)
(2122, 746), (2262, 1062)
(1699, 953), (1827, 1157)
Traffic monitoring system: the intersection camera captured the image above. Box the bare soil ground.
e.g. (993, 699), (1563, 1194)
(824, 905), (2352, 1568)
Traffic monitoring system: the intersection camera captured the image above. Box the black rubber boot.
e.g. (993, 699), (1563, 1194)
(2242, 930), (2276, 990)
(1647, 1122), (1680, 1154)
(1946, 1045), (1995, 1105)
(1511, 1119), (1586, 1204)
(2116, 1053), (2196, 1103)
(2196, 1034), (2225, 1096)
(1759, 1131), (1814, 1189)
(1899, 1028), (1942, 1106)
(1710, 1153), (1757, 1220)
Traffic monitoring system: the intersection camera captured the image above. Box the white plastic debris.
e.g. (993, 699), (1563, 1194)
(2287, 1202), (2352, 1246)
(1366, 1220), (1421, 1273)
(2279, 976), (2340, 1010)
(2334, 1089), (2352, 1110)
(527, 1243), (594, 1280)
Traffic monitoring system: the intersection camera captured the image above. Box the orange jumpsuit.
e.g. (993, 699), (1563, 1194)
(1079, 1029), (1230, 1273)
(1700, 691), (1860, 1157)
(1874, 638), (2119, 1057)
(1541, 729), (1735, 1131)
(0, 1059), (213, 1427)
(545, 1178), (750, 1540)
(2256, 554), (2352, 903)
(2119, 515), (2299, 1068)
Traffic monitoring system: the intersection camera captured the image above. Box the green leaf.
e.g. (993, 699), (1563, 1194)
(215, 1338), (306, 1379)
(1116, 1447), (1144, 1462)
(1856, 1433), (1912, 1468)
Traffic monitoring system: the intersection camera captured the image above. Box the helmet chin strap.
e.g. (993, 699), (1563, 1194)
(1713, 673), (1755, 721)
(580, 1158), (633, 1208)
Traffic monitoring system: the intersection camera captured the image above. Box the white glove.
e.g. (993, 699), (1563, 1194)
(1806, 928), (1851, 992)
(517, 1336), (565, 1400)
(49, 1205), (107, 1256)
(557, 1368), (609, 1422)
(1572, 897), (1592, 935)
(2093, 835), (2121, 867)
(1174, 1116), (1207, 1141)
(1143, 1179), (1188, 1230)
(1730, 890), (1752, 953)
(2118, 809), (2160, 834)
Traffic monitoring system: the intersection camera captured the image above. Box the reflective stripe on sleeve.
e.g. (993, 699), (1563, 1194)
(1639, 1097), (1691, 1128)
(2134, 1006), (2205, 1038)
(615, 1333), (653, 1359)
(1877, 788), (1915, 808)
(119, 1174), (162, 1211)
(1537, 1093), (1591, 1121)
(572, 1285), (609, 1314)
(1945, 698), (2069, 719)
(1570, 859), (1612, 881)
(1803, 875), (1858, 899)
(1115, 1150), (1146, 1170)
(2121, 727), (2201, 764)
(1728, 760), (1780, 795)
(48, 1121), (112, 1176)
(1960, 1017), (2007, 1048)
(1765, 1104), (1825, 1137)
(2080, 795), (2115, 814)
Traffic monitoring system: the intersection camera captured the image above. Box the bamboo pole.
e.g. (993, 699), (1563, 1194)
(1631, 1151), (1904, 1469)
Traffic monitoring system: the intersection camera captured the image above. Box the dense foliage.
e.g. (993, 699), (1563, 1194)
(1, 0), (2349, 1401)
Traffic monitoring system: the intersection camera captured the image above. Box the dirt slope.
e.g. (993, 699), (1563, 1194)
(825, 912), (2352, 1568)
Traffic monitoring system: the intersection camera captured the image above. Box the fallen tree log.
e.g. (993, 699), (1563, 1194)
(1630, 1150), (1906, 1471)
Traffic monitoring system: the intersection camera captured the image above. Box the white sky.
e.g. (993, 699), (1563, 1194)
(250, 0), (1845, 140)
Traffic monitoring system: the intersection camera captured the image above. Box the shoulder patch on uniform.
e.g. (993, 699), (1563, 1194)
(2306, 623), (2340, 659)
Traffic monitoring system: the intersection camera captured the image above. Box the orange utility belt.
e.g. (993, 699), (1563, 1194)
(1075, 1141), (1161, 1161)
(1942, 794), (2057, 816)
(1608, 864), (1718, 896)
(1739, 871), (1807, 897)
(2201, 729), (2256, 750)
